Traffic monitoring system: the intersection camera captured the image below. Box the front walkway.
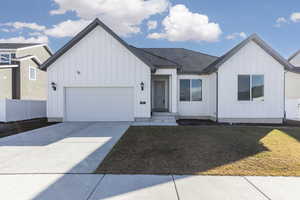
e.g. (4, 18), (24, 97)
(0, 174), (299, 200)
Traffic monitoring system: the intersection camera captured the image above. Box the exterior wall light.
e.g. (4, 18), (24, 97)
(51, 82), (57, 91)
(140, 81), (145, 91)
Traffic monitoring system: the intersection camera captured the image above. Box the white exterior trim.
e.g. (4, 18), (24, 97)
(178, 75), (212, 117)
(0, 65), (18, 68)
(153, 68), (178, 113)
(29, 66), (37, 80)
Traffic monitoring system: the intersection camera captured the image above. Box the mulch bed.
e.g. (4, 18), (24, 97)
(0, 118), (58, 138)
(177, 119), (300, 127)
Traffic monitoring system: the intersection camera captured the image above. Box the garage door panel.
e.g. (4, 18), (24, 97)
(65, 87), (134, 121)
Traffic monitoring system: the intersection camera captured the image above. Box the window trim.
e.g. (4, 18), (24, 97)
(29, 66), (37, 81)
(0, 53), (11, 64)
(180, 79), (202, 102)
(237, 74), (264, 102)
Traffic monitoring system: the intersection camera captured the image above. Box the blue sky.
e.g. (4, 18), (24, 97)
(0, 0), (299, 58)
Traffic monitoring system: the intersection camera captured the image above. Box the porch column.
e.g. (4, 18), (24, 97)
(171, 71), (178, 113)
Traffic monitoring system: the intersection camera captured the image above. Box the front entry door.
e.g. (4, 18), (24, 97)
(154, 80), (166, 111)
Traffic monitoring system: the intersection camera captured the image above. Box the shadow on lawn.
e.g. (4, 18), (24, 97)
(96, 126), (276, 175)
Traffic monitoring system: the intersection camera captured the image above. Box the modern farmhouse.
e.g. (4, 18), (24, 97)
(41, 18), (299, 124)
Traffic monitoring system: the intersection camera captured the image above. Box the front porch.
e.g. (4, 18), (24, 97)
(151, 68), (178, 115)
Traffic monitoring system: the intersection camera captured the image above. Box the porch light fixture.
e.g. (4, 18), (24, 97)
(140, 81), (145, 91)
(51, 82), (57, 91)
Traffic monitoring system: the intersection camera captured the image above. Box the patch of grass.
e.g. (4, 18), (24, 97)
(96, 126), (300, 176)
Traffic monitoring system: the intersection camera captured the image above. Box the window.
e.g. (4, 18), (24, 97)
(180, 79), (202, 102)
(238, 75), (264, 101)
(29, 66), (37, 80)
(252, 75), (264, 101)
(238, 75), (251, 101)
(0, 53), (11, 64)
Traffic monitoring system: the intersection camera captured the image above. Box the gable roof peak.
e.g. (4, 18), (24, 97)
(40, 18), (156, 71)
(202, 33), (296, 74)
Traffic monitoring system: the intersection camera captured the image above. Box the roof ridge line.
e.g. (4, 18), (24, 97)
(135, 46), (182, 67)
(180, 48), (219, 58)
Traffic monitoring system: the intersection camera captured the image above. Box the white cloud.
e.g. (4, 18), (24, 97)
(274, 17), (288, 27)
(147, 20), (158, 30)
(291, 12), (300, 23)
(276, 17), (287, 24)
(29, 32), (43, 36)
(50, 0), (169, 36)
(1, 22), (46, 31)
(1, 28), (10, 33)
(226, 32), (247, 40)
(147, 4), (222, 42)
(0, 36), (49, 43)
(44, 19), (90, 38)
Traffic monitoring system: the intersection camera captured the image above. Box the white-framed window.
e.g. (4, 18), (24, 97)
(238, 74), (264, 101)
(180, 79), (202, 102)
(29, 66), (37, 80)
(0, 53), (11, 64)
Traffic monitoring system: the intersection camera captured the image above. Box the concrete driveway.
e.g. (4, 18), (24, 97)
(0, 122), (129, 173)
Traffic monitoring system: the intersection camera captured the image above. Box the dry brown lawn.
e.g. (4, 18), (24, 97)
(96, 126), (300, 176)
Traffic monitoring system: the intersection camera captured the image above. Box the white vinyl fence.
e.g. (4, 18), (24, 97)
(0, 99), (46, 122)
(286, 99), (300, 120)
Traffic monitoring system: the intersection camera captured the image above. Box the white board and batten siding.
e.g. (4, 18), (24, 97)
(47, 26), (151, 121)
(217, 41), (285, 123)
(177, 74), (217, 119)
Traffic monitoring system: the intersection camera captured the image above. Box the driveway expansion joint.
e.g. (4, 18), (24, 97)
(86, 174), (106, 200)
(243, 176), (272, 200)
(171, 175), (181, 200)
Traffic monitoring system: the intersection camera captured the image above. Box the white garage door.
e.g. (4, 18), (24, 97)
(65, 87), (134, 121)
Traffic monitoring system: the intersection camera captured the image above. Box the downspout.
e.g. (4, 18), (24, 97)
(216, 72), (219, 122)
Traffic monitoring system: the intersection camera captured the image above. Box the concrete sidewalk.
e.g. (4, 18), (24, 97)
(0, 174), (299, 200)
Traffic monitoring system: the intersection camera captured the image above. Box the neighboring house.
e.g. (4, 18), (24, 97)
(285, 51), (300, 119)
(286, 50), (300, 99)
(0, 43), (52, 100)
(289, 50), (300, 66)
(41, 18), (298, 123)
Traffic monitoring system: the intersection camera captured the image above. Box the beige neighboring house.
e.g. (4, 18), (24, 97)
(0, 43), (52, 100)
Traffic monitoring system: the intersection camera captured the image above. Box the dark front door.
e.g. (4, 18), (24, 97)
(154, 80), (166, 111)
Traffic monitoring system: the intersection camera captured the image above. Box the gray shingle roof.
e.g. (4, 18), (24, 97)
(140, 48), (218, 74)
(0, 43), (41, 49)
(130, 46), (180, 68)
